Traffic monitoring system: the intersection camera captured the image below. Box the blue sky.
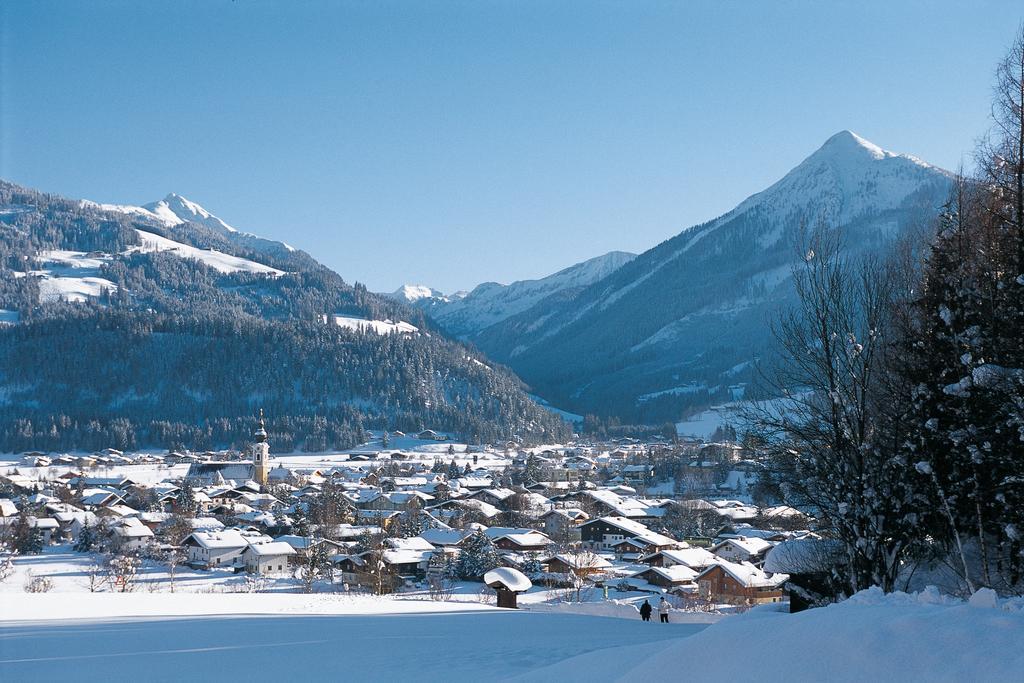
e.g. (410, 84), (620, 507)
(2, 1), (1021, 292)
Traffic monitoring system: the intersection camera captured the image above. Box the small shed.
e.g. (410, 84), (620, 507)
(484, 567), (533, 609)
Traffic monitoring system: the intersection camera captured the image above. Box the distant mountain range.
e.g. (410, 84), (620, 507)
(404, 131), (955, 422)
(0, 181), (570, 452)
(390, 250), (636, 339)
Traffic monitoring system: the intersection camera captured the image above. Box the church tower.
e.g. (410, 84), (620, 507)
(252, 409), (271, 487)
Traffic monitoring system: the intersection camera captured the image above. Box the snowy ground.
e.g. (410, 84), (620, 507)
(0, 598), (704, 682)
(3, 549), (1022, 682)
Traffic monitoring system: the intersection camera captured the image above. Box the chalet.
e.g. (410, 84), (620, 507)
(696, 560), (788, 605)
(639, 547), (718, 571)
(427, 498), (501, 520)
(610, 537), (651, 559)
(492, 531), (552, 553)
(579, 516), (677, 552)
(379, 548), (434, 578)
(711, 537), (775, 566)
(419, 528), (473, 548)
(620, 464), (653, 483)
(543, 551), (613, 578)
(541, 508), (588, 539)
(30, 517), (60, 544)
(79, 488), (126, 508)
(467, 488), (516, 509)
(241, 542), (295, 575)
(452, 476), (493, 492)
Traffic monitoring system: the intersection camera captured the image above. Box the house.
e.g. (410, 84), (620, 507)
(579, 516), (677, 552)
(110, 518), (155, 551)
(467, 488), (517, 509)
(492, 532), (552, 553)
(543, 551), (613, 579)
(639, 547), (718, 571)
(79, 488), (126, 508)
(183, 529), (272, 569)
(419, 528), (473, 548)
(242, 542), (295, 575)
(427, 498), (501, 520)
(696, 560), (788, 605)
(610, 537), (651, 559)
(541, 508), (588, 540)
(274, 535), (348, 566)
(711, 537), (774, 566)
(31, 517), (60, 544)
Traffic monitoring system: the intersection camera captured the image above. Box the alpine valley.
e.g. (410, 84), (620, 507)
(397, 131), (954, 423)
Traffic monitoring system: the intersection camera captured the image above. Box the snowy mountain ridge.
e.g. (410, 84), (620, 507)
(83, 192), (300, 262)
(471, 130), (955, 421)
(395, 250), (636, 339)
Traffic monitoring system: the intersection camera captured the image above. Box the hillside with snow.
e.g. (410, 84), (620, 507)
(0, 179), (570, 452)
(473, 131), (954, 421)
(393, 250), (636, 339)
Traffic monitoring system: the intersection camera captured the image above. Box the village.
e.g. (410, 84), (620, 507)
(0, 414), (817, 614)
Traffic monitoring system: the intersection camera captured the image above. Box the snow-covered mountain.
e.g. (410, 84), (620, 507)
(473, 131), (955, 421)
(0, 178), (570, 451)
(83, 192), (305, 266)
(392, 284), (450, 304)
(393, 250), (636, 339)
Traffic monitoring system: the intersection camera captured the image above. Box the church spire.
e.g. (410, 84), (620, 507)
(252, 408), (270, 486)
(255, 408), (268, 443)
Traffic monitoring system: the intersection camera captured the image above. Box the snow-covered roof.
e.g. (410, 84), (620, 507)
(0, 498), (17, 517)
(698, 559), (788, 588)
(633, 564), (698, 583)
(585, 516), (677, 547)
(387, 536), (436, 551)
(646, 547), (718, 569)
(484, 567), (533, 592)
(244, 541), (296, 557)
(494, 532), (552, 548)
(713, 536), (774, 556)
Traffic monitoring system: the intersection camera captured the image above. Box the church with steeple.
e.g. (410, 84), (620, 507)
(251, 408), (271, 486)
(185, 410), (273, 488)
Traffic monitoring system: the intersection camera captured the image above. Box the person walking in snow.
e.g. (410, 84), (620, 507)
(658, 597), (670, 623)
(639, 599), (652, 621)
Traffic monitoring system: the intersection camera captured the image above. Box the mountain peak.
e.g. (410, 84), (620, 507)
(816, 130), (891, 161)
(144, 194), (237, 234)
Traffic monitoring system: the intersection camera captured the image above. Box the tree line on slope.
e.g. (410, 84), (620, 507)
(756, 29), (1024, 598)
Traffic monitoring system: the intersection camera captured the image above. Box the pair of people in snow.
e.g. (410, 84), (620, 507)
(639, 597), (671, 623)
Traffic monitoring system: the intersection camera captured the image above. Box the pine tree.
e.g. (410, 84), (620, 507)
(524, 453), (543, 484)
(455, 530), (501, 580)
(446, 459), (461, 479)
(74, 521), (97, 553)
(175, 480), (197, 517)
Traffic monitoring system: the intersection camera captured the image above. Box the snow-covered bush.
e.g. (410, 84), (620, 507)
(23, 571), (53, 593)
